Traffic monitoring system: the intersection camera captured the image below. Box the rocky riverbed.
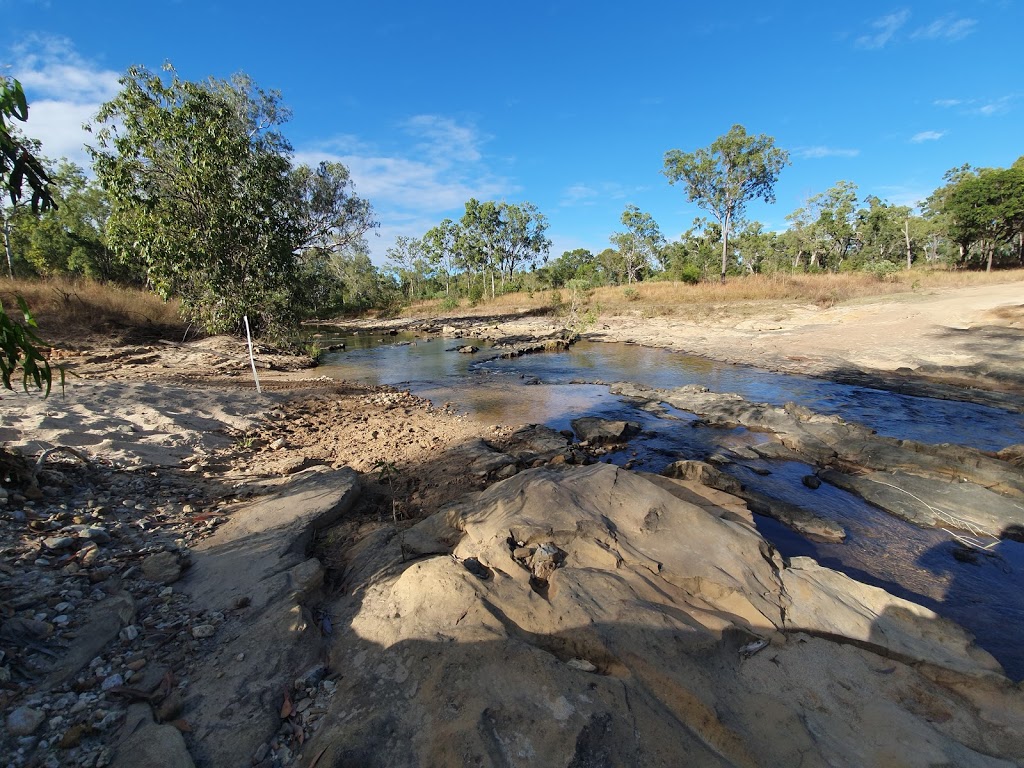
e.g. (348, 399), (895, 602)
(2, 280), (1024, 767)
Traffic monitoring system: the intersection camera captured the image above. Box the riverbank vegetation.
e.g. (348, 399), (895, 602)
(2, 68), (1023, 339)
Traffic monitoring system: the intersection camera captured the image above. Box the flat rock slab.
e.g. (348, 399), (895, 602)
(820, 468), (1024, 535)
(183, 467), (360, 613)
(168, 468), (360, 767)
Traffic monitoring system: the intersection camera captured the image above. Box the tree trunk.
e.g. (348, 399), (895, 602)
(2, 216), (14, 279)
(720, 216), (730, 283)
(904, 218), (912, 270)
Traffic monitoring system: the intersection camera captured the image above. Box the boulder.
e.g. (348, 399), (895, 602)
(571, 416), (642, 444)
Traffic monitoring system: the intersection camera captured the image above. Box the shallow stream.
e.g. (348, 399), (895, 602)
(315, 329), (1024, 678)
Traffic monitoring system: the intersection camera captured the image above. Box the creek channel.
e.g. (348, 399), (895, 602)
(315, 329), (1024, 679)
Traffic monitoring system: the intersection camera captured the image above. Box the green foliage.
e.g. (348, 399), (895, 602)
(467, 283), (484, 306)
(622, 286), (639, 301)
(439, 295), (459, 311)
(1, 78), (56, 215)
(0, 297), (61, 396)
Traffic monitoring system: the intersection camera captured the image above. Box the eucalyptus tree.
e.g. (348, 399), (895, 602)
(609, 205), (663, 284)
(422, 218), (462, 296)
(786, 181), (859, 271)
(385, 235), (432, 300)
(491, 201), (551, 287)
(460, 199), (550, 297)
(90, 65), (300, 334)
(856, 196), (914, 269)
(664, 125), (789, 282)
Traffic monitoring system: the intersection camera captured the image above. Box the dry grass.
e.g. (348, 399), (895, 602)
(404, 269), (1024, 322)
(0, 277), (184, 342)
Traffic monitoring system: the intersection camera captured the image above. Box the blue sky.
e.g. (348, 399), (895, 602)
(2, 0), (1021, 263)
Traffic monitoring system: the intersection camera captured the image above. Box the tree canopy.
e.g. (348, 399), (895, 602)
(89, 65), (375, 336)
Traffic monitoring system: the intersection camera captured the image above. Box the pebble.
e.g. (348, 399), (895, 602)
(192, 623), (216, 639)
(43, 535), (75, 550)
(100, 673), (124, 691)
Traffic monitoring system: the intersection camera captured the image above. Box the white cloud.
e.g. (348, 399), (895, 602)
(910, 130), (945, 143)
(796, 146), (861, 159)
(856, 10), (910, 49)
(558, 181), (639, 207)
(3, 36), (121, 167)
(911, 15), (977, 42)
(296, 115), (519, 262)
(976, 96), (1014, 116)
(933, 98), (962, 108)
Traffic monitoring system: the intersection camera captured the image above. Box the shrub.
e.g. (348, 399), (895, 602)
(863, 261), (901, 281)
(622, 287), (639, 301)
(679, 264), (702, 285)
(439, 295), (459, 312)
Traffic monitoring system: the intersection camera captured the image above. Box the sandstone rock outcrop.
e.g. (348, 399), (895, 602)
(309, 464), (1023, 767)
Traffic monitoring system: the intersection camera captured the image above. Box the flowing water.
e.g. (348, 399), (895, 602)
(315, 329), (1024, 678)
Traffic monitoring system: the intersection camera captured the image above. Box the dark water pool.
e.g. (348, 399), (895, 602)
(314, 329), (1024, 678)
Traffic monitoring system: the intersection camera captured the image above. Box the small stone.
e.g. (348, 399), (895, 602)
(235, 653), (245, 662)
(126, 658), (147, 671)
(270, 437), (287, 450)
(159, 586), (174, 598)
(101, 673), (124, 691)
(120, 625), (140, 642)
(53, 614), (70, 625)
(6, 706), (46, 736)
(43, 535), (75, 550)
(79, 527), (111, 544)
(566, 658), (597, 672)
(192, 624), (216, 639)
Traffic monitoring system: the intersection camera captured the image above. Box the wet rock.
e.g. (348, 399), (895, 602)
(662, 459), (743, 496)
(456, 345), (479, 354)
(741, 490), (846, 542)
(570, 417), (641, 445)
(6, 705), (46, 736)
(802, 474), (822, 490)
(142, 552), (182, 585)
(819, 468), (1024, 534)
